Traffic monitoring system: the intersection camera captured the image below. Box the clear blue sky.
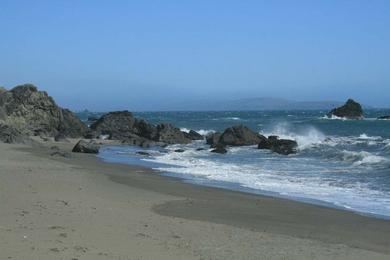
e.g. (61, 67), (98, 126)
(1, 0), (389, 110)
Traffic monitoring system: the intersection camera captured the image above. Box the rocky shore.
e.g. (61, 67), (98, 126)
(0, 84), (298, 155)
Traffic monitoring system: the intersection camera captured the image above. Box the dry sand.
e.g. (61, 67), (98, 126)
(1, 139), (390, 259)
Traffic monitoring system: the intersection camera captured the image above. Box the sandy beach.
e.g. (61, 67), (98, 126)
(1, 139), (390, 260)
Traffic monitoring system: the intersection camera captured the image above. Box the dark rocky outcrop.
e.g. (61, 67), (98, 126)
(258, 135), (297, 155)
(90, 111), (137, 140)
(210, 143), (227, 154)
(378, 115), (390, 120)
(218, 125), (266, 146)
(90, 111), (191, 145)
(0, 84), (88, 139)
(72, 140), (100, 154)
(327, 99), (363, 119)
(154, 123), (191, 144)
(206, 132), (221, 146)
(183, 130), (203, 140)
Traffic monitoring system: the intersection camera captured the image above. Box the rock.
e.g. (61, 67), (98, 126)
(72, 140), (100, 154)
(90, 111), (193, 145)
(183, 130), (203, 140)
(136, 151), (151, 156)
(327, 99), (363, 119)
(87, 116), (99, 122)
(206, 132), (221, 146)
(0, 123), (28, 143)
(153, 123), (191, 144)
(0, 84), (88, 137)
(90, 111), (137, 140)
(210, 143), (227, 154)
(174, 149), (185, 153)
(219, 125), (266, 146)
(50, 146), (71, 158)
(377, 115), (390, 120)
(196, 148), (206, 151)
(258, 136), (297, 155)
(54, 132), (69, 142)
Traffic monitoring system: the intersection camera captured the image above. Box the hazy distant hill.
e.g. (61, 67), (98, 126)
(147, 97), (344, 111)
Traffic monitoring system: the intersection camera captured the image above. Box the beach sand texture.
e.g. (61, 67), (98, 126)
(1, 139), (390, 260)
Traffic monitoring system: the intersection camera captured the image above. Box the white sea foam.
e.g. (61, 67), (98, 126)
(341, 150), (388, 166)
(180, 128), (215, 136)
(263, 122), (326, 149)
(139, 147), (390, 217)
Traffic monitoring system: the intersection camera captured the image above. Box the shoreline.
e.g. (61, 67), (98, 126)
(1, 140), (390, 259)
(99, 144), (390, 221)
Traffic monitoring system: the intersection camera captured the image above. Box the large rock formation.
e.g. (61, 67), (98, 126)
(327, 99), (363, 119)
(90, 111), (191, 145)
(0, 84), (88, 139)
(258, 135), (298, 155)
(218, 125), (266, 146)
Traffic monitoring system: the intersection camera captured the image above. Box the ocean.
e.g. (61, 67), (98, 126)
(80, 110), (390, 219)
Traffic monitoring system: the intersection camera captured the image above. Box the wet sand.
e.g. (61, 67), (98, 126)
(1, 139), (390, 259)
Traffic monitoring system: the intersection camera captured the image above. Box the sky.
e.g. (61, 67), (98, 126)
(0, 0), (389, 110)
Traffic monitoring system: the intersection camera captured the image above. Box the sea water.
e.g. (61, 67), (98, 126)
(91, 110), (390, 219)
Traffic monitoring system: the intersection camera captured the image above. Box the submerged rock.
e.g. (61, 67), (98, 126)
(377, 115), (390, 120)
(174, 149), (185, 153)
(206, 132), (221, 146)
(183, 130), (203, 140)
(219, 125), (266, 146)
(327, 99), (363, 119)
(136, 151), (151, 156)
(72, 140), (100, 154)
(210, 143), (227, 154)
(258, 135), (297, 155)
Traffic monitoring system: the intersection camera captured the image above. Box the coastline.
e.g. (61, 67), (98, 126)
(1, 140), (390, 259)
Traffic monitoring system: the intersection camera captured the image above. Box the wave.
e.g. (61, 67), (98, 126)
(341, 150), (388, 166)
(262, 122), (326, 149)
(181, 128), (215, 136)
(321, 115), (350, 120)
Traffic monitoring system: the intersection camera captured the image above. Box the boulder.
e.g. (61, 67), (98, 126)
(72, 140), (100, 154)
(378, 115), (390, 120)
(327, 99), (363, 119)
(0, 84), (88, 137)
(0, 123), (28, 143)
(183, 130), (203, 140)
(153, 123), (191, 144)
(219, 125), (266, 146)
(206, 132), (221, 146)
(174, 149), (185, 153)
(90, 111), (137, 140)
(50, 146), (71, 158)
(258, 136), (297, 155)
(210, 143), (227, 154)
(54, 132), (69, 142)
